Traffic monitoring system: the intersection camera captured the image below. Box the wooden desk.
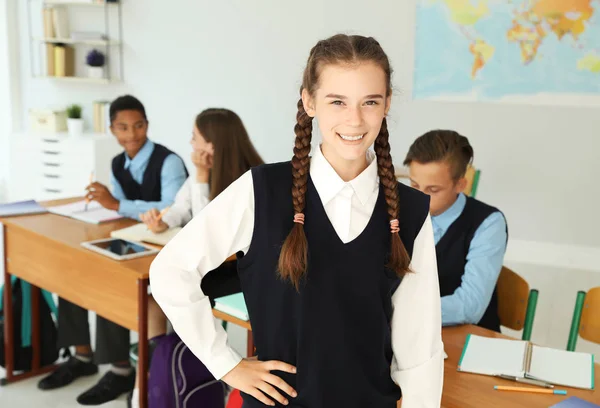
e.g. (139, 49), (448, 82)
(441, 325), (599, 407)
(1, 201), (154, 408)
(214, 313), (599, 407)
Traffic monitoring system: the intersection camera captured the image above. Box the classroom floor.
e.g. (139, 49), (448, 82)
(0, 316), (248, 407)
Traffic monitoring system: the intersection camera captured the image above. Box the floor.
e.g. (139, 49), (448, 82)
(0, 317), (248, 407)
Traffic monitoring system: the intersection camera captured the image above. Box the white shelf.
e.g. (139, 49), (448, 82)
(43, 0), (119, 7)
(35, 37), (120, 46)
(35, 76), (117, 84)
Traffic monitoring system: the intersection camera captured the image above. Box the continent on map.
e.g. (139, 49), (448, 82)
(507, 16), (546, 64)
(531, 0), (594, 40)
(577, 53), (600, 73)
(442, 0), (489, 25)
(469, 39), (495, 78)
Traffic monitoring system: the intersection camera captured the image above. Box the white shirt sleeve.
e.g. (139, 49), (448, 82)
(161, 177), (193, 228)
(150, 170), (255, 379)
(390, 215), (444, 408)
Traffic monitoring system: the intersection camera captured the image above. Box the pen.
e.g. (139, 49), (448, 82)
(494, 386), (567, 395)
(496, 374), (554, 388)
(85, 171), (94, 211)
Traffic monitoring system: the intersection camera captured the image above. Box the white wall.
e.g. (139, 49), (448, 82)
(6, 0), (600, 351)
(0, 0), (21, 203)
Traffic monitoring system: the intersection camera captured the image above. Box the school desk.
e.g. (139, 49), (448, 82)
(214, 311), (599, 407)
(1, 198), (154, 408)
(430, 325), (599, 408)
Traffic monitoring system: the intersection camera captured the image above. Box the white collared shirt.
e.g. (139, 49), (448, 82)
(150, 146), (443, 408)
(160, 177), (211, 228)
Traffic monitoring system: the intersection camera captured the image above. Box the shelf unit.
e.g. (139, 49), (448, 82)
(27, 0), (124, 84)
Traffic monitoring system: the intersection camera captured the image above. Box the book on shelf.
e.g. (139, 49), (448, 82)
(54, 44), (74, 77)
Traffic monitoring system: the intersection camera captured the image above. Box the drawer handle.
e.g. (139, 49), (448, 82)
(44, 188), (61, 193)
(42, 162), (61, 167)
(43, 174), (61, 179)
(42, 138), (60, 144)
(42, 150), (60, 155)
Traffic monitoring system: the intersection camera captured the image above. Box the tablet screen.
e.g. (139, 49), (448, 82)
(89, 239), (151, 256)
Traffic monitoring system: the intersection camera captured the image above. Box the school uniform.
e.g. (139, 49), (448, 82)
(432, 193), (508, 331)
(150, 147), (444, 408)
(57, 140), (188, 364)
(160, 175), (242, 304)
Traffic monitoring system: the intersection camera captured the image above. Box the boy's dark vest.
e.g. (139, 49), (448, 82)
(436, 196), (507, 331)
(111, 143), (187, 201)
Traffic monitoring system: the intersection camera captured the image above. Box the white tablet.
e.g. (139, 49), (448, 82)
(81, 238), (159, 261)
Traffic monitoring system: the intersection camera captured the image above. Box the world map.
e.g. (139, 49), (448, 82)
(413, 0), (600, 103)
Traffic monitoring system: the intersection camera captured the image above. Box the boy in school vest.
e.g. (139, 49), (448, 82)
(37, 95), (188, 405)
(404, 130), (507, 331)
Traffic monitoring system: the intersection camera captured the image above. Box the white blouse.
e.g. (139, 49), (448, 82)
(150, 147), (444, 408)
(161, 177), (210, 228)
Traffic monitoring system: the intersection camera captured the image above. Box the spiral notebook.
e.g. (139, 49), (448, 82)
(48, 200), (123, 224)
(458, 334), (595, 390)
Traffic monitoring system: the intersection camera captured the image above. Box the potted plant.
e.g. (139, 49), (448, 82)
(86, 49), (106, 79)
(66, 104), (83, 137)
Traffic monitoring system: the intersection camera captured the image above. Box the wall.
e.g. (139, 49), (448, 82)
(6, 0), (600, 353)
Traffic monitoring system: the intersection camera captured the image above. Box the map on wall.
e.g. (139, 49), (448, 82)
(413, 0), (600, 105)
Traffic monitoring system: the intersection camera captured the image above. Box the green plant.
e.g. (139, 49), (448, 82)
(66, 104), (82, 119)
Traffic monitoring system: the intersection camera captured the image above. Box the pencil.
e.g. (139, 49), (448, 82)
(156, 207), (170, 222)
(85, 171), (94, 211)
(494, 386), (567, 395)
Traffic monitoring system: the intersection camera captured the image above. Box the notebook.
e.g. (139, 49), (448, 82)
(110, 223), (182, 246)
(213, 292), (249, 321)
(0, 200), (48, 217)
(458, 334), (595, 390)
(48, 200), (123, 224)
(550, 397), (600, 408)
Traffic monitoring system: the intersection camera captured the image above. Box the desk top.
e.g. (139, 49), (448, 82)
(0, 198), (155, 279)
(441, 325), (599, 407)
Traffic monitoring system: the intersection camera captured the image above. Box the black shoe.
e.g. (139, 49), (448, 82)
(37, 356), (98, 390)
(76, 370), (136, 406)
(126, 390), (133, 408)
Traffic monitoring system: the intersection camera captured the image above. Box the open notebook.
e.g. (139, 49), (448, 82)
(48, 200), (123, 224)
(111, 223), (182, 246)
(213, 292), (249, 321)
(458, 334), (595, 390)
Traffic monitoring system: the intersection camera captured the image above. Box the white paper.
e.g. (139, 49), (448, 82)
(458, 335), (527, 378)
(528, 346), (594, 389)
(48, 200), (122, 224)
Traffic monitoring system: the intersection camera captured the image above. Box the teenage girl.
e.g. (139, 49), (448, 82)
(151, 34), (443, 408)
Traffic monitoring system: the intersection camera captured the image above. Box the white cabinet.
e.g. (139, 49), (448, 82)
(8, 132), (122, 202)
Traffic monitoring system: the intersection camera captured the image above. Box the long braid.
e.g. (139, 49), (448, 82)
(278, 98), (313, 290)
(374, 118), (411, 276)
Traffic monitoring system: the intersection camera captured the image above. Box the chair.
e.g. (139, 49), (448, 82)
(496, 266), (539, 341)
(566, 287), (600, 351)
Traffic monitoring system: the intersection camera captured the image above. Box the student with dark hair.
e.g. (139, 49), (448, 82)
(404, 130), (508, 331)
(37, 95), (188, 406)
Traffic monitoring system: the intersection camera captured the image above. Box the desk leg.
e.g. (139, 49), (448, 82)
(138, 279), (149, 408)
(30, 285), (41, 370)
(2, 227), (14, 384)
(247, 330), (254, 357)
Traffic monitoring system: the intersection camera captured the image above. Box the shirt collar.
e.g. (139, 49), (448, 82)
(309, 145), (379, 206)
(432, 192), (467, 232)
(124, 139), (154, 172)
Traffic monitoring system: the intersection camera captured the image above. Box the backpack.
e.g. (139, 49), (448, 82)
(0, 277), (59, 370)
(148, 332), (226, 408)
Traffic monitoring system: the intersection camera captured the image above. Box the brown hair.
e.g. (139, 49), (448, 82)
(278, 34), (411, 290)
(403, 130), (474, 181)
(195, 108), (264, 200)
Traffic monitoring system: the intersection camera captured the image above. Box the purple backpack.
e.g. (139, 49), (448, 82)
(148, 333), (226, 408)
